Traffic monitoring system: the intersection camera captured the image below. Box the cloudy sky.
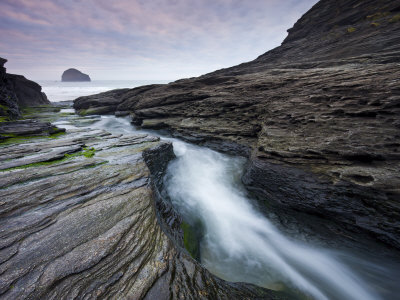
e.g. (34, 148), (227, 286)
(0, 0), (318, 80)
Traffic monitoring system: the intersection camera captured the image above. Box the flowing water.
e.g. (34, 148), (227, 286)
(61, 114), (400, 300)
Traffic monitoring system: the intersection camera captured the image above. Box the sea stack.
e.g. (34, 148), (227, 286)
(61, 68), (91, 82)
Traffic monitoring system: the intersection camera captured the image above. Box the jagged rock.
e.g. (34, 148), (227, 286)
(6, 74), (49, 107)
(0, 57), (63, 143)
(73, 0), (400, 248)
(61, 68), (91, 82)
(0, 57), (6, 73)
(0, 58), (20, 120)
(0, 57), (50, 120)
(0, 120), (284, 299)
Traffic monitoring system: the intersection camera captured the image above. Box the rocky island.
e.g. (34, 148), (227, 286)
(61, 68), (91, 82)
(1, 0), (400, 299)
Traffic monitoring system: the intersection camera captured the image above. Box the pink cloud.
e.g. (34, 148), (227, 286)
(0, 0), (319, 80)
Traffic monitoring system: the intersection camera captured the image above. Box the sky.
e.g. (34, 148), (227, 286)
(0, 0), (318, 80)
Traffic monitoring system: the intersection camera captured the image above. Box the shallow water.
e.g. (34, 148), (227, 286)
(61, 115), (400, 300)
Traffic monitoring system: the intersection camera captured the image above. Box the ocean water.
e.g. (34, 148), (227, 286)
(38, 80), (170, 102)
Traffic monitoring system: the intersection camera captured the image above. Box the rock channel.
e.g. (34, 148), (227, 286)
(0, 108), (285, 299)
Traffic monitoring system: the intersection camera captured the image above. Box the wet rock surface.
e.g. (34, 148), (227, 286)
(0, 120), (64, 137)
(0, 110), (284, 299)
(0, 105), (66, 144)
(73, 0), (400, 248)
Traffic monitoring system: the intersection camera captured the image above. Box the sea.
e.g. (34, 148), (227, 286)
(38, 80), (171, 102)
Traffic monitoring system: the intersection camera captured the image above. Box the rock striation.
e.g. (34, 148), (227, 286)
(62, 68), (91, 82)
(74, 0), (400, 249)
(0, 111), (284, 299)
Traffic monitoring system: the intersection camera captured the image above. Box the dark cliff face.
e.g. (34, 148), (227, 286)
(73, 0), (400, 249)
(0, 58), (20, 120)
(6, 74), (49, 107)
(208, 0), (400, 75)
(62, 68), (91, 82)
(1, 57), (50, 120)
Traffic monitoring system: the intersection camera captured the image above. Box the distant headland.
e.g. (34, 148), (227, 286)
(61, 68), (91, 82)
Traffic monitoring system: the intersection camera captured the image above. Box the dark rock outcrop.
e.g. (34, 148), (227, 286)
(0, 110), (284, 299)
(73, 88), (130, 115)
(6, 74), (49, 107)
(0, 57), (62, 143)
(0, 57), (50, 121)
(73, 0), (400, 249)
(62, 68), (91, 82)
(0, 58), (21, 120)
(73, 84), (163, 116)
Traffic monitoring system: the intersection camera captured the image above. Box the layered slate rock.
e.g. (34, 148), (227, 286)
(0, 120), (64, 137)
(0, 118), (283, 299)
(73, 0), (400, 248)
(62, 68), (91, 82)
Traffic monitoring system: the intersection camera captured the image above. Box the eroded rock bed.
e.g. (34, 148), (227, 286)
(1, 0), (400, 299)
(0, 109), (284, 299)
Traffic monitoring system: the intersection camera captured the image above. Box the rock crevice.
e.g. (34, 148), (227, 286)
(0, 111), (284, 299)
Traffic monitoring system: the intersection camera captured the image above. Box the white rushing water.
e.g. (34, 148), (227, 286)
(64, 115), (399, 300)
(164, 140), (379, 300)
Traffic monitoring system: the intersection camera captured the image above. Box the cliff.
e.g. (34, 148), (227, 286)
(74, 0), (400, 249)
(0, 58), (20, 120)
(0, 57), (50, 120)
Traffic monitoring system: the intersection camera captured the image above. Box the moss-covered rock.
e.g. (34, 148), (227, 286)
(181, 220), (203, 260)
